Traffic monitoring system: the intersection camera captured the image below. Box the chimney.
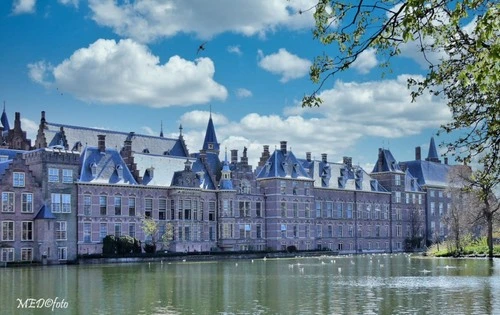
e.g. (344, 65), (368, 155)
(231, 149), (238, 164)
(343, 156), (352, 168)
(306, 152), (311, 162)
(321, 153), (327, 163)
(377, 148), (383, 172)
(97, 135), (106, 152)
(415, 146), (421, 160)
(14, 112), (21, 130)
(241, 147), (248, 165)
(444, 157), (448, 165)
(41, 111), (46, 123)
(280, 141), (287, 154)
(258, 145), (271, 167)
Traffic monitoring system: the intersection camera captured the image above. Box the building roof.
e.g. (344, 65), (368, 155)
(133, 152), (196, 187)
(372, 149), (404, 173)
(426, 137), (441, 163)
(202, 115), (219, 152)
(402, 160), (454, 188)
(256, 149), (311, 180)
(44, 122), (188, 157)
(79, 147), (138, 185)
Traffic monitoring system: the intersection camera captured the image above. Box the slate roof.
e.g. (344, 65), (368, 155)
(191, 156), (217, 190)
(256, 149), (312, 180)
(219, 152), (234, 190)
(79, 147), (138, 185)
(401, 160), (454, 188)
(0, 160), (12, 178)
(133, 152), (196, 187)
(44, 122), (188, 157)
(372, 149), (404, 173)
(202, 115), (219, 152)
(300, 159), (388, 192)
(0, 148), (26, 160)
(34, 204), (56, 220)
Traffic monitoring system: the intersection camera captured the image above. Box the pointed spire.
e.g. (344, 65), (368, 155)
(426, 137), (441, 163)
(160, 121), (164, 138)
(1, 102), (10, 131)
(202, 110), (219, 153)
(179, 124), (183, 137)
(220, 147), (233, 190)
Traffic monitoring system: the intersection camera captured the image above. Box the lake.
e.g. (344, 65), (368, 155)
(1, 254), (499, 314)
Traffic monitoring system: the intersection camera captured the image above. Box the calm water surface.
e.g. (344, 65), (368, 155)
(1, 254), (499, 314)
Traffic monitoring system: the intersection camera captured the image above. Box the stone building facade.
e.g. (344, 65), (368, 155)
(0, 110), (461, 264)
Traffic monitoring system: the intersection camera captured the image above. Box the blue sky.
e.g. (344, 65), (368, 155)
(0, 0), (455, 169)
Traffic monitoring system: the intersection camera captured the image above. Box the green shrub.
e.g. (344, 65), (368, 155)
(133, 239), (142, 254)
(144, 243), (156, 254)
(102, 235), (117, 255)
(117, 235), (135, 255)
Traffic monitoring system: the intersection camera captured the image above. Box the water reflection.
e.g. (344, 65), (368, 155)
(0, 255), (498, 314)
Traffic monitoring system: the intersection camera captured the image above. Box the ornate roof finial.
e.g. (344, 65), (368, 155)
(160, 121), (164, 138)
(179, 124), (183, 137)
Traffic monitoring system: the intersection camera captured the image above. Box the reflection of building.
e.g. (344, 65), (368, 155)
(0, 109), (460, 264)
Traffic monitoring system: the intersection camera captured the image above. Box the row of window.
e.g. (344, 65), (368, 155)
(48, 168), (73, 183)
(0, 247), (67, 262)
(394, 192), (424, 204)
(1, 192), (33, 213)
(1, 221), (67, 241)
(430, 202), (448, 216)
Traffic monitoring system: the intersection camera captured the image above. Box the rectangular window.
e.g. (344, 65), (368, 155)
(21, 221), (33, 241)
(326, 202), (333, 218)
(114, 224), (121, 237)
(337, 225), (343, 237)
(62, 169), (73, 183)
(129, 223), (135, 238)
(281, 201), (287, 217)
(315, 201), (322, 218)
(22, 193), (33, 213)
(209, 226), (215, 241)
(348, 225), (354, 237)
(256, 202), (262, 217)
(293, 225), (298, 238)
(62, 194), (71, 213)
(83, 223), (91, 243)
(281, 224), (287, 238)
(280, 181), (286, 194)
(405, 193), (410, 204)
(430, 190), (435, 197)
(293, 202), (299, 218)
(397, 225), (402, 237)
(438, 191), (443, 198)
(346, 203), (353, 219)
(256, 224), (262, 239)
(159, 198), (167, 220)
(21, 248), (33, 261)
(48, 168), (59, 182)
(100, 223), (107, 240)
(13, 172), (25, 187)
(327, 225), (333, 238)
(55, 221), (67, 240)
(431, 202), (435, 216)
(128, 197), (136, 216)
(337, 203), (343, 219)
(239, 201), (250, 217)
(305, 203), (310, 218)
(58, 247), (67, 261)
(145, 198), (153, 218)
(439, 202), (444, 216)
(1, 221), (14, 241)
(418, 194), (422, 205)
(395, 192), (401, 203)
(222, 199), (229, 217)
(114, 197), (122, 216)
(209, 201), (215, 221)
(316, 224), (322, 238)
(395, 175), (401, 186)
(184, 200), (192, 220)
(2, 192), (14, 212)
(1, 248), (14, 262)
(99, 196), (107, 215)
(305, 225), (310, 238)
(84, 195), (91, 216)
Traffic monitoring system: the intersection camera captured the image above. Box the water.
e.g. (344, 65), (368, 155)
(1, 254), (499, 314)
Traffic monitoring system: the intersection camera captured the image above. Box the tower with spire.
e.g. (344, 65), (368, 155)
(1, 102), (10, 131)
(425, 137), (441, 163)
(219, 149), (233, 190)
(202, 110), (220, 155)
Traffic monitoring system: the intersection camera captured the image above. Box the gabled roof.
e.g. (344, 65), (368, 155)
(133, 152), (196, 187)
(79, 147), (138, 185)
(44, 122), (188, 157)
(402, 160), (454, 188)
(34, 205), (56, 220)
(372, 149), (403, 173)
(256, 149), (311, 179)
(191, 156), (217, 190)
(202, 115), (219, 152)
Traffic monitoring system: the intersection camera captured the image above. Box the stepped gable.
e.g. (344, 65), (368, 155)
(256, 141), (310, 179)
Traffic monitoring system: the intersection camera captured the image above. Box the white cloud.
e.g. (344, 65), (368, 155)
(27, 38), (227, 107)
(235, 88), (252, 98)
(88, 0), (317, 42)
(141, 126), (156, 136)
(257, 48), (311, 83)
(227, 45), (242, 56)
(351, 48), (378, 74)
(20, 118), (38, 143)
(12, 0), (36, 15)
(174, 75), (451, 166)
(179, 110), (229, 129)
(58, 0), (78, 8)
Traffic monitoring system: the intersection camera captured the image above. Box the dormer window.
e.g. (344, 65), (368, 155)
(146, 167), (154, 179)
(208, 144), (214, 150)
(116, 165), (124, 179)
(90, 163), (98, 177)
(143, 148), (150, 154)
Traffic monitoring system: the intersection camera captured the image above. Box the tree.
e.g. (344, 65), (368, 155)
(141, 217), (174, 253)
(446, 164), (500, 258)
(302, 0), (499, 200)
